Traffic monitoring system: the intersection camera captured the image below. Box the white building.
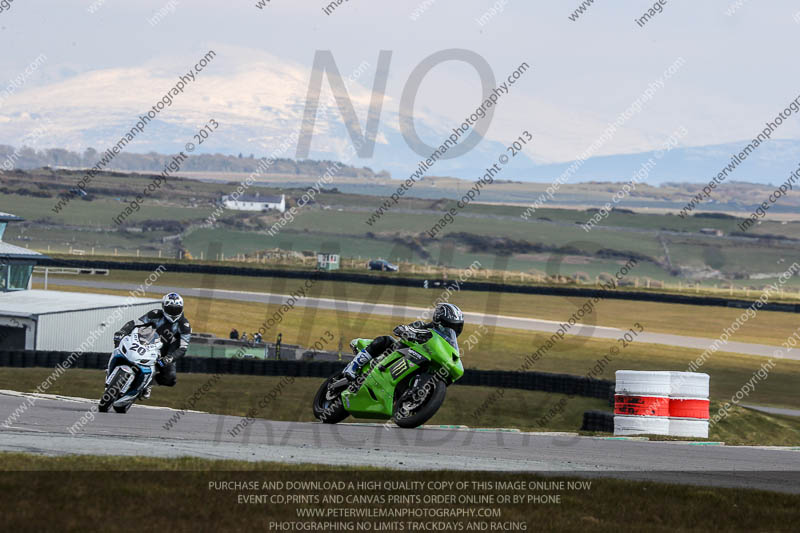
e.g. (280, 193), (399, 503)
(0, 290), (160, 351)
(0, 211), (160, 352)
(222, 193), (285, 213)
(316, 253), (340, 271)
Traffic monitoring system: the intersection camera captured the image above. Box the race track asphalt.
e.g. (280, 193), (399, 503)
(33, 278), (799, 361)
(2, 391), (799, 493)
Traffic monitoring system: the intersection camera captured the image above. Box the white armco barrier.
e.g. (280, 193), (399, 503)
(614, 371), (710, 438)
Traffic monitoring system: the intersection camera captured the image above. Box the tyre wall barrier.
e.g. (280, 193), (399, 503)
(0, 350), (615, 400)
(38, 258), (800, 313)
(614, 370), (709, 438)
(581, 410), (615, 433)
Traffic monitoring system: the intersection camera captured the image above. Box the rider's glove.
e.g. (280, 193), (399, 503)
(393, 325), (413, 340)
(157, 355), (173, 368)
(394, 324), (432, 343)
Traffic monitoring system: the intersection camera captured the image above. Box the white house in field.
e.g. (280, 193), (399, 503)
(222, 192), (286, 213)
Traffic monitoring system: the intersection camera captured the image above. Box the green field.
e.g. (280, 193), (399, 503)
(5, 168), (800, 287)
(181, 225), (679, 280)
(178, 214), (799, 285)
(178, 195), (800, 284)
(1, 191), (212, 227)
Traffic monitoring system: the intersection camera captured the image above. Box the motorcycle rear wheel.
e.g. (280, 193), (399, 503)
(392, 374), (446, 429)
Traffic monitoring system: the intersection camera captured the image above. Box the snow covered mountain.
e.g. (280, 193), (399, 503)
(1, 47), (798, 186)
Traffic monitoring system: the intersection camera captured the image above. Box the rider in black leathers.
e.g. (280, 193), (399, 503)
(114, 293), (191, 396)
(342, 303), (464, 380)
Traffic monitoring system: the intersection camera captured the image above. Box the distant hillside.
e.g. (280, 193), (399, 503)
(0, 145), (388, 180)
(5, 147), (800, 217)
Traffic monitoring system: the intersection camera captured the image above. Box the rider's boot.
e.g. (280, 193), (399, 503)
(139, 386), (152, 400)
(343, 350), (371, 380)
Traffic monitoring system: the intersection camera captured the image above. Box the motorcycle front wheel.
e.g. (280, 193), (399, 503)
(113, 402), (131, 414)
(98, 371), (129, 413)
(392, 374), (446, 429)
(312, 373), (350, 424)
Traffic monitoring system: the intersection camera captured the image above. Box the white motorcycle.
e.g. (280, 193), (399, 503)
(99, 326), (162, 414)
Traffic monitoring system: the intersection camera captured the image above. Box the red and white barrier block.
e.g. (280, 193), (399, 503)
(614, 371), (709, 438)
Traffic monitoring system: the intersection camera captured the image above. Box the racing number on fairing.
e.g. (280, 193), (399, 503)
(129, 343), (147, 355)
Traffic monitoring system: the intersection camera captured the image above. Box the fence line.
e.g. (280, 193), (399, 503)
(0, 350), (615, 400)
(36, 258), (800, 313)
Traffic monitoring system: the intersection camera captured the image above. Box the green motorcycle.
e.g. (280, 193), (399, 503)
(312, 327), (464, 428)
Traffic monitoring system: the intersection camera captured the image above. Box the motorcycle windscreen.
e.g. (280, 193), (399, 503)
(424, 328), (464, 382)
(433, 327), (459, 352)
(136, 327), (160, 346)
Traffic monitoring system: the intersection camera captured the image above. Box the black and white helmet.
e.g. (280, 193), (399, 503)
(162, 292), (184, 323)
(433, 303), (464, 337)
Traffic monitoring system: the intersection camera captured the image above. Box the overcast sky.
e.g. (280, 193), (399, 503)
(2, 0), (800, 166)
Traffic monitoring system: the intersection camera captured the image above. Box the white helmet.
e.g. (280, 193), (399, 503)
(162, 292), (184, 323)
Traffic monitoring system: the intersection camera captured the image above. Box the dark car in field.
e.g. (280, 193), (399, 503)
(367, 259), (399, 272)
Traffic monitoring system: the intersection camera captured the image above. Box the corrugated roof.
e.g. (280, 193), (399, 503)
(0, 241), (43, 259)
(0, 289), (159, 317)
(0, 212), (24, 222)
